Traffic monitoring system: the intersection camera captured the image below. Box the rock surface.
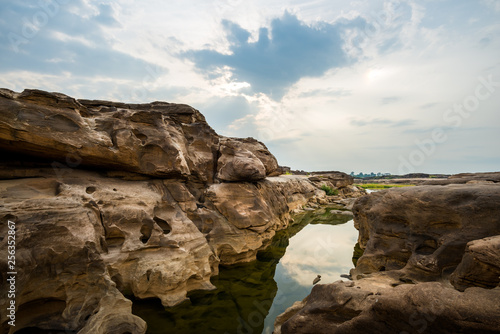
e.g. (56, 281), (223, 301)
(275, 181), (500, 334)
(0, 88), (361, 333)
(0, 88), (277, 182)
(351, 184), (500, 281)
(450, 235), (500, 291)
(276, 278), (500, 334)
(422, 171), (500, 185)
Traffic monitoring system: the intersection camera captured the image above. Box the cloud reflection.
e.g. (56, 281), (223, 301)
(279, 220), (358, 286)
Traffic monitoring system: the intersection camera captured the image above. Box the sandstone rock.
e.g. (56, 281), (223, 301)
(0, 176), (147, 333)
(201, 176), (320, 264)
(276, 180), (500, 334)
(216, 138), (266, 182)
(450, 235), (500, 291)
(422, 172), (500, 185)
(277, 277), (500, 334)
(351, 184), (500, 281)
(308, 172), (353, 189)
(0, 89), (281, 183)
(0, 89), (215, 180)
(0, 170), (325, 332)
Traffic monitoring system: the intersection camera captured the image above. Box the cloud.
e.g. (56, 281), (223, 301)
(198, 95), (254, 134)
(350, 117), (416, 128)
(0, 0), (162, 97)
(184, 12), (366, 99)
(381, 96), (401, 105)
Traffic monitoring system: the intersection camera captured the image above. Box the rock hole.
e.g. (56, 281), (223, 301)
(379, 266), (386, 271)
(154, 216), (172, 234)
(140, 224), (152, 244)
(105, 229), (125, 250)
(416, 238), (438, 255)
(146, 269), (152, 281)
(113, 188), (117, 192)
(86, 186), (96, 194)
(132, 129), (148, 144)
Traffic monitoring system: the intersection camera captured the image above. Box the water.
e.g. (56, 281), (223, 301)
(132, 207), (358, 334)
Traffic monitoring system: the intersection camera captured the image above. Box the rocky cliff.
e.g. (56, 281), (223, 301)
(275, 178), (500, 333)
(0, 89), (360, 334)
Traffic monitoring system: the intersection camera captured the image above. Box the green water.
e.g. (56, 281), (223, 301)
(132, 208), (358, 334)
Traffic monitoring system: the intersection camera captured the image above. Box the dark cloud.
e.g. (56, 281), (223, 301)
(184, 12), (366, 99)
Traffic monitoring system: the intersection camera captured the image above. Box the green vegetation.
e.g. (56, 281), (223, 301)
(320, 185), (339, 196)
(357, 184), (415, 189)
(284, 171), (293, 175)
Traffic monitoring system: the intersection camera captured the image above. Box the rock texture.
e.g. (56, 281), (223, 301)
(351, 184), (500, 280)
(0, 89), (357, 334)
(450, 235), (500, 291)
(276, 278), (500, 334)
(422, 172), (500, 185)
(0, 88), (278, 182)
(276, 180), (500, 334)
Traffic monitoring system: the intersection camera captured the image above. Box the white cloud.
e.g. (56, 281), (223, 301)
(1, 0), (499, 174)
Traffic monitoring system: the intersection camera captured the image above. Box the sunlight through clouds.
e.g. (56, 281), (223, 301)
(1, 0), (499, 174)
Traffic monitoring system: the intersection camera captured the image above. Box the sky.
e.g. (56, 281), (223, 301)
(1, 0), (499, 174)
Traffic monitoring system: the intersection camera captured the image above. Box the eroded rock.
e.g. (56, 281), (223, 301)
(276, 180), (500, 334)
(351, 184), (500, 280)
(450, 235), (500, 291)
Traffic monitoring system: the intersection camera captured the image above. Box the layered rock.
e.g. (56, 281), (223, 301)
(450, 235), (500, 291)
(276, 180), (500, 333)
(275, 278), (500, 334)
(0, 88), (277, 182)
(351, 184), (500, 280)
(422, 171), (500, 185)
(0, 88), (343, 333)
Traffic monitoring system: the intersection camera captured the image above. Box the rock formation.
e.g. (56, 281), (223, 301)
(275, 180), (500, 333)
(0, 88), (358, 333)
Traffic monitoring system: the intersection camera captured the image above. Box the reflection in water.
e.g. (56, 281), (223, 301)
(132, 208), (357, 334)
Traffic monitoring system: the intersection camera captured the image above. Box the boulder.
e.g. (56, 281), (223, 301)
(308, 172), (354, 189)
(422, 172), (500, 185)
(450, 235), (500, 291)
(0, 171), (325, 331)
(351, 184), (500, 280)
(216, 137), (279, 181)
(0, 176), (146, 333)
(276, 180), (500, 334)
(276, 278), (500, 334)
(0, 89), (281, 183)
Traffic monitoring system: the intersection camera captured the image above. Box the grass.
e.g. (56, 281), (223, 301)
(320, 185), (338, 196)
(284, 171), (293, 175)
(356, 184), (415, 189)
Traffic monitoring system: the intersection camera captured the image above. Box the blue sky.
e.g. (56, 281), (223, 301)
(1, 0), (499, 174)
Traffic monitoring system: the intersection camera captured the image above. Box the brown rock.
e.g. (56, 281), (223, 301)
(450, 235), (500, 291)
(309, 171), (354, 189)
(276, 180), (500, 334)
(277, 278), (500, 334)
(351, 184), (500, 281)
(216, 137), (280, 181)
(422, 171), (500, 185)
(0, 88), (220, 181)
(0, 176), (146, 333)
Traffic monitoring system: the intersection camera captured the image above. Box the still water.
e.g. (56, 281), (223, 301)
(132, 207), (359, 334)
